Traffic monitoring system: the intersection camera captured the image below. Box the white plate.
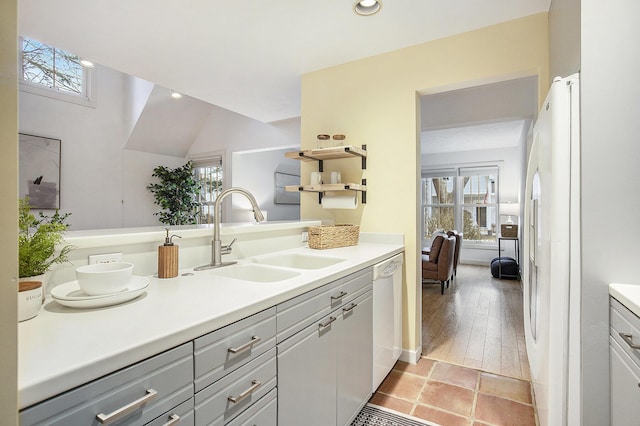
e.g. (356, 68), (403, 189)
(51, 276), (150, 308)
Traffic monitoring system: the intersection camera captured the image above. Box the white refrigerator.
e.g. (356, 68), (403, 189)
(523, 73), (581, 426)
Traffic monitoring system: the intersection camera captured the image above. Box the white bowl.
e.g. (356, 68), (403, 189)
(75, 262), (134, 296)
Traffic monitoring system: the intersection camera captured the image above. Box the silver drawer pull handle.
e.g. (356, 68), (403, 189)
(96, 388), (158, 424)
(228, 379), (262, 404)
(228, 336), (261, 354)
(343, 302), (358, 313)
(331, 291), (347, 301)
(620, 332), (640, 349)
(162, 414), (180, 426)
(319, 316), (337, 329)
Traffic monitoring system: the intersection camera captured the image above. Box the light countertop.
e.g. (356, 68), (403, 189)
(610, 283), (640, 318)
(18, 241), (403, 409)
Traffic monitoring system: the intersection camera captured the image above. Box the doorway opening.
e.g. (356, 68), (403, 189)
(418, 76), (538, 380)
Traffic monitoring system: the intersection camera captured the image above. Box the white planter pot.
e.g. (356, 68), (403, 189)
(18, 280), (43, 322)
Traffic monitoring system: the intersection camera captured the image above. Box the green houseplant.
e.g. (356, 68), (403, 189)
(147, 161), (201, 225)
(18, 197), (73, 278)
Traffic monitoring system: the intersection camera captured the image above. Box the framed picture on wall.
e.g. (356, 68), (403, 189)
(19, 133), (61, 209)
(274, 171), (300, 205)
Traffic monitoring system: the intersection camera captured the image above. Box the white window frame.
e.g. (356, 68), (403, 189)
(422, 164), (500, 248)
(18, 37), (97, 108)
(190, 153), (224, 225)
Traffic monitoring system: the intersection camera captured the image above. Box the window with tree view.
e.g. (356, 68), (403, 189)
(193, 158), (223, 224)
(21, 38), (88, 97)
(422, 166), (498, 245)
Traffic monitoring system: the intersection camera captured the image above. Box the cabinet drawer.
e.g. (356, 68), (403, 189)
(194, 307), (276, 392)
(226, 388), (277, 426)
(146, 398), (194, 426)
(20, 342), (194, 426)
(610, 297), (640, 368)
(194, 348), (277, 426)
(277, 268), (372, 342)
(610, 337), (640, 425)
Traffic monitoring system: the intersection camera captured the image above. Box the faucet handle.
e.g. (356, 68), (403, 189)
(221, 237), (237, 255)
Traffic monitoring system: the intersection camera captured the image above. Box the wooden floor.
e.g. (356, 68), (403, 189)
(421, 264), (531, 381)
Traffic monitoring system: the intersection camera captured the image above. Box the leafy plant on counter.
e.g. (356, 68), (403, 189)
(19, 197), (73, 278)
(147, 161), (201, 225)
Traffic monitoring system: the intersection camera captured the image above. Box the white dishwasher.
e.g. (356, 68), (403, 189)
(372, 252), (404, 392)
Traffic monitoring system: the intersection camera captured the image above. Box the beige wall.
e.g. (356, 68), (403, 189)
(300, 13), (549, 355)
(0, 0), (19, 423)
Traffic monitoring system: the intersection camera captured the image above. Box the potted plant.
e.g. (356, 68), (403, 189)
(147, 161), (201, 225)
(18, 197), (73, 280)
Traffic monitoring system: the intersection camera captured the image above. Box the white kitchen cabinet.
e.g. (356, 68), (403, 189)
(337, 292), (373, 426)
(277, 310), (339, 425)
(194, 307), (276, 392)
(20, 342), (194, 426)
(193, 308), (277, 425)
(19, 308), (278, 426)
(277, 268), (373, 426)
(194, 348), (276, 425)
(145, 398), (195, 426)
(610, 297), (640, 425)
(226, 388), (277, 426)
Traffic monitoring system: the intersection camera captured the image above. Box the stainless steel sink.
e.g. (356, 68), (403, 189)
(209, 263), (300, 282)
(253, 253), (346, 270)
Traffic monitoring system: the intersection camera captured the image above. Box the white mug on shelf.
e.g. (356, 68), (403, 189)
(310, 172), (322, 185)
(330, 171), (341, 184)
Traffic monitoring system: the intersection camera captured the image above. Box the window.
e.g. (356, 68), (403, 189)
(19, 37), (95, 105)
(192, 157), (223, 224)
(422, 166), (499, 246)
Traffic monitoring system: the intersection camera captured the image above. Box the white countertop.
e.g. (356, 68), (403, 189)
(609, 283), (640, 317)
(18, 241), (403, 409)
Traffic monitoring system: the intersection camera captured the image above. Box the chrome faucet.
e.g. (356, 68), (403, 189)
(195, 187), (265, 270)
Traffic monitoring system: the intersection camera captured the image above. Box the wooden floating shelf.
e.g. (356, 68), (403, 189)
(285, 183), (367, 193)
(285, 145), (367, 162)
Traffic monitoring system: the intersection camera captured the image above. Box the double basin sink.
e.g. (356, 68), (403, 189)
(208, 252), (346, 282)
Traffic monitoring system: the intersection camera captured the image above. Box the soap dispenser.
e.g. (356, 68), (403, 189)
(158, 228), (181, 278)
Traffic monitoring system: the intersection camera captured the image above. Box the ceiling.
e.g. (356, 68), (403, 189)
(420, 76), (538, 154)
(422, 119), (531, 154)
(18, 0), (551, 124)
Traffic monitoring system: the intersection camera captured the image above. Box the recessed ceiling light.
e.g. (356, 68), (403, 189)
(353, 0), (382, 16)
(79, 59), (94, 68)
(171, 91), (182, 99)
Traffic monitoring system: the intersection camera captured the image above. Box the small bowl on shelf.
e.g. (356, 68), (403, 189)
(75, 262), (134, 296)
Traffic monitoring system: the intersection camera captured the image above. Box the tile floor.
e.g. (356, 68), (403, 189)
(369, 357), (537, 426)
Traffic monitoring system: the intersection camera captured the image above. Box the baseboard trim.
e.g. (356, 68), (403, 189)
(460, 260), (490, 266)
(399, 345), (422, 364)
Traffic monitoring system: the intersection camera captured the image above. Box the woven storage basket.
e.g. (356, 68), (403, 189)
(308, 224), (360, 249)
(500, 224), (518, 238)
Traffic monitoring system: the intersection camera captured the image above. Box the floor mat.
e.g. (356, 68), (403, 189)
(351, 404), (440, 426)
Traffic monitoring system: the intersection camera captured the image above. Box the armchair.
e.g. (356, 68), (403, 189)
(447, 230), (463, 278)
(421, 235), (456, 294)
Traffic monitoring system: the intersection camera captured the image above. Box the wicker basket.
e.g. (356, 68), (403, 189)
(500, 224), (519, 238)
(308, 224), (360, 249)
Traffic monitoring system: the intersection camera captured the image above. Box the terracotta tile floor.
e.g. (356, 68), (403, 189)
(370, 357), (538, 426)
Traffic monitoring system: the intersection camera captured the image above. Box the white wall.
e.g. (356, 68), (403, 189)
(122, 150), (188, 227)
(580, 0), (640, 423)
(19, 66), (127, 230)
(549, 0), (580, 80)
(231, 147), (300, 222)
(421, 125), (527, 264)
(20, 64), (303, 230)
(188, 109), (301, 221)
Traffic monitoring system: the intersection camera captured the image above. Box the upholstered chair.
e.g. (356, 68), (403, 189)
(421, 235), (456, 294)
(447, 230), (463, 278)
